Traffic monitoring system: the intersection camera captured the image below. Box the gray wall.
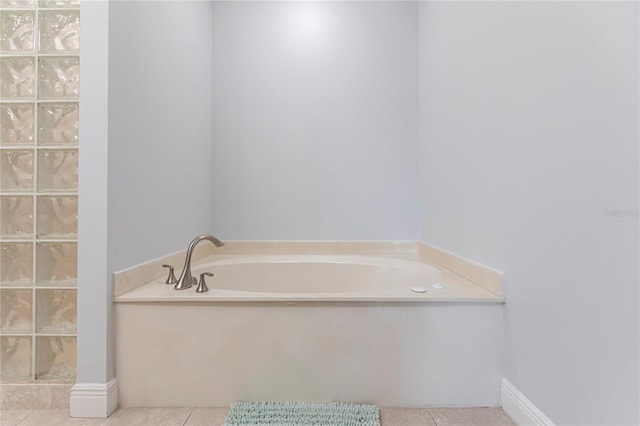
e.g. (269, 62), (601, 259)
(105, 1), (214, 382)
(418, 2), (639, 424)
(210, 1), (419, 240)
(77, 0), (110, 386)
(108, 1), (214, 272)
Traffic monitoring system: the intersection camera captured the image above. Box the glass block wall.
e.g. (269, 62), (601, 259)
(0, 0), (79, 383)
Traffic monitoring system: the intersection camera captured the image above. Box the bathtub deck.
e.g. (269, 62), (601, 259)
(114, 281), (502, 303)
(114, 254), (504, 303)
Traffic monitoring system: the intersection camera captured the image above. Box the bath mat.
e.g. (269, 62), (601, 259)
(224, 401), (380, 426)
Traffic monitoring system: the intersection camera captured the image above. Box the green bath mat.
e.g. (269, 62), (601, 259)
(224, 401), (381, 426)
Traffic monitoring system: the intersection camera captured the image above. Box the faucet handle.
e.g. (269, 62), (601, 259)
(196, 272), (214, 293)
(162, 264), (177, 285)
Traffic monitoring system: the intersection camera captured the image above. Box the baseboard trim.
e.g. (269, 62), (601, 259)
(501, 378), (554, 426)
(69, 378), (118, 418)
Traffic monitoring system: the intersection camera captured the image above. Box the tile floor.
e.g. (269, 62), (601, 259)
(1, 407), (515, 426)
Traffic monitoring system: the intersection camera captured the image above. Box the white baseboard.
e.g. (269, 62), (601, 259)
(501, 378), (554, 426)
(69, 378), (118, 418)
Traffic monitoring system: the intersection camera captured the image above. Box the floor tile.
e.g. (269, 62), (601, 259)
(103, 408), (192, 426)
(17, 409), (105, 426)
(380, 408), (436, 426)
(0, 406), (515, 426)
(429, 408), (515, 426)
(1, 384), (70, 410)
(184, 408), (229, 426)
(0, 410), (33, 426)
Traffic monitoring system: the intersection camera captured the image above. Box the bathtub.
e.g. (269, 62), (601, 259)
(196, 255), (439, 294)
(114, 245), (504, 408)
(116, 254), (499, 302)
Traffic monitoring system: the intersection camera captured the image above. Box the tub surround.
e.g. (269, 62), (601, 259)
(418, 244), (503, 297)
(113, 241), (504, 408)
(115, 255), (500, 303)
(112, 244), (219, 298)
(113, 241), (504, 302)
(115, 302), (502, 408)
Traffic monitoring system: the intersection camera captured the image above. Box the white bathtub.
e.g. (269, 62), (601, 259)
(195, 255), (440, 293)
(114, 247), (504, 408)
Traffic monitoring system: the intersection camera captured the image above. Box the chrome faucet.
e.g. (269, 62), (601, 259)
(174, 234), (224, 290)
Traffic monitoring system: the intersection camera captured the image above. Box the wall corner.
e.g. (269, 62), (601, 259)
(501, 378), (554, 426)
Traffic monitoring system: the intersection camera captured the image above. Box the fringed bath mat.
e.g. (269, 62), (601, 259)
(224, 401), (381, 426)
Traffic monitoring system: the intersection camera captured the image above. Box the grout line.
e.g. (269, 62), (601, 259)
(182, 407), (195, 426)
(12, 410), (33, 426)
(427, 408), (439, 426)
(30, 0), (40, 384)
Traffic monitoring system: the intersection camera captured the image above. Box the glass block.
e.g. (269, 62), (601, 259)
(0, 0), (36, 9)
(1, 337), (31, 381)
(39, 10), (79, 53)
(0, 289), (32, 333)
(0, 0), (35, 7)
(0, 57), (35, 99)
(0, 196), (33, 239)
(36, 289), (76, 333)
(35, 336), (76, 382)
(38, 103), (78, 145)
(0, 103), (35, 146)
(38, 56), (79, 100)
(39, 0), (80, 8)
(36, 195), (76, 239)
(37, 149), (77, 192)
(0, 11), (35, 52)
(36, 242), (76, 286)
(1, 243), (32, 286)
(0, 149), (34, 191)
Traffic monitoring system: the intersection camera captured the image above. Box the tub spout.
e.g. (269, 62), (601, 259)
(174, 234), (225, 290)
